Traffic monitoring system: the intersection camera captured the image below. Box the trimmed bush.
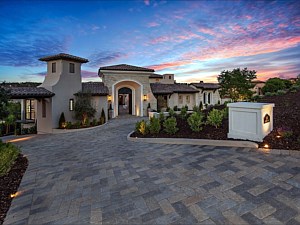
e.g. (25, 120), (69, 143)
(159, 112), (165, 124)
(149, 117), (161, 134)
(222, 107), (229, 119)
(277, 90), (287, 95)
(0, 140), (20, 176)
(163, 117), (179, 134)
(58, 112), (66, 128)
(173, 105), (178, 111)
(187, 112), (204, 132)
(207, 109), (224, 128)
(199, 101), (203, 110)
(180, 107), (187, 119)
(168, 108), (175, 117)
(135, 120), (148, 135)
(193, 105), (201, 113)
(99, 108), (106, 125)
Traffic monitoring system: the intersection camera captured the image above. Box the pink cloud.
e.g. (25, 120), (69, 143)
(148, 61), (191, 71)
(197, 27), (216, 36)
(144, 0), (150, 6)
(147, 22), (160, 27)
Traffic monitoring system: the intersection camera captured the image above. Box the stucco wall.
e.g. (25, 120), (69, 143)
(91, 96), (108, 121)
(40, 60), (82, 128)
(36, 98), (53, 134)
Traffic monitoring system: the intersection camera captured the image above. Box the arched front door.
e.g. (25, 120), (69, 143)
(118, 87), (132, 115)
(112, 80), (143, 118)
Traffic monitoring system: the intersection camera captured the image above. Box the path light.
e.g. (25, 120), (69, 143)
(264, 144), (269, 148)
(276, 135), (281, 138)
(10, 191), (21, 198)
(143, 95), (147, 101)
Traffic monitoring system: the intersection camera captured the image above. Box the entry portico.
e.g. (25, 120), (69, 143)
(99, 64), (158, 118)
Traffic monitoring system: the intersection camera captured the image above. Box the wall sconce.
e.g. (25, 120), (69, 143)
(143, 95), (147, 101)
(69, 99), (74, 111)
(107, 95), (112, 102)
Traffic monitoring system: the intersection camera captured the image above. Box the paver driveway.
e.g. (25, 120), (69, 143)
(4, 117), (300, 225)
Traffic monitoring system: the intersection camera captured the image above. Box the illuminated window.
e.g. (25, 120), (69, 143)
(69, 99), (74, 111)
(26, 99), (35, 120)
(186, 95), (190, 104)
(179, 95), (183, 104)
(69, 63), (75, 73)
(52, 62), (56, 73)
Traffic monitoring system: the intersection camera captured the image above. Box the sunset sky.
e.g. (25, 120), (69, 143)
(0, 0), (299, 83)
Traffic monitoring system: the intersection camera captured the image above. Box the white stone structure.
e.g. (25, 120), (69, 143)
(227, 102), (275, 142)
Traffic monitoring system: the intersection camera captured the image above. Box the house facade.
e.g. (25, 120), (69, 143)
(5, 53), (224, 134)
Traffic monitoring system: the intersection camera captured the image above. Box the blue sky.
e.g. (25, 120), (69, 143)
(0, 0), (299, 83)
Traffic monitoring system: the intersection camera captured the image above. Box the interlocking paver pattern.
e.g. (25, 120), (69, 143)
(4, 116), (300, 224)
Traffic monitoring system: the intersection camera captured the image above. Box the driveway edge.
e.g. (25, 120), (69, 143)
(127, 131), (258, 148)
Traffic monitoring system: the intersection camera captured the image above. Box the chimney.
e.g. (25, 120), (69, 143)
(200, 81), (204, 83)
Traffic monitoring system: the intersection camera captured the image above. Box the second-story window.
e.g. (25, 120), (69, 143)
(52, 62), (56, 73)
(69, 63), (75, 73)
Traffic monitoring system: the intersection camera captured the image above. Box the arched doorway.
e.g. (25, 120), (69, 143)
(112, 80), (144, 118)
(118, 87), (132, 115)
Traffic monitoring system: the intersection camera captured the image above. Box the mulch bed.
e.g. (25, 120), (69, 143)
(0, 154), (28, 224)
(132, 90), (300, 150)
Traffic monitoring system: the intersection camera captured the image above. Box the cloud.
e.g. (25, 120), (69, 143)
(147, 22), (160, 27)
(88, 51), (128, 68)
(144, 0), (150, 6)
(81, 70), (98, 79)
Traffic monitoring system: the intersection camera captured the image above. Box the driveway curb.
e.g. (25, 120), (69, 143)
(127, 131), (259, 148)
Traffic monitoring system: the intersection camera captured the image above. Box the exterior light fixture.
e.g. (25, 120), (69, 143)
(107, 95), (112, 102)
(143, 95), (147, 101)
(264, 144), (269, 148)
(69, 99), (74, 111)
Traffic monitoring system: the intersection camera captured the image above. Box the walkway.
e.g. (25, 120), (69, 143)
(4, 117), (300, 224)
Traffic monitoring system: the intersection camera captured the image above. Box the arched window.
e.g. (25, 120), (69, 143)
(203, 92), (206, 104)
(208, 93), (211, 104)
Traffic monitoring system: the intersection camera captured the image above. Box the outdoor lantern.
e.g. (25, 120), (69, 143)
(143, 95), (147, 101)
(107, 95), (112, 102)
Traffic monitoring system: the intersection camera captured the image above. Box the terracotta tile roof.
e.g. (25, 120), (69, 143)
(39, 53), (89, 63)
(100, 64), (154, 72)
(251, 80), (265, 83)
(190, 82), (220, 89)
(5, 87), (55, 99)
(149, 73), (163, 78)
(82, 82), (109, 96)
(150, 83), (199, 95)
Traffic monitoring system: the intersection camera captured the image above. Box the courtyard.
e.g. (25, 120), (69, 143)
(4, 116), (300, 225)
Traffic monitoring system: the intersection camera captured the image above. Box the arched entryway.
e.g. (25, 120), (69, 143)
(112, 80), (143, 118)
(118, 87), (132, 115)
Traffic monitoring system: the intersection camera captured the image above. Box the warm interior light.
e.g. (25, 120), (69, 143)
(264, 144), (269, 148)
(143, 95), (147, 101)
(107, 95), (112, 101)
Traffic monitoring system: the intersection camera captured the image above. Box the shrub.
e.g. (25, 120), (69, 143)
(149, 117), (161, 134)
(222, 107), (229, 118)
(135, 120), (148, 135)
(173, 105), (178, 111)
(277, 127), (293, 138)
(199, 101), (203, 110)
(187, 112), (204, 132)
(163, 117), (179, 134)
(99, 108), (106, 125)
(92, 118), (98, 126)
(193, 105), (201, 113)
(159, 112), (165, 124)
(290, 85), (300, 91)
(168, 108), (175, 117)
(0, 140), (20, 176)
(73, 121), (81, 129)
(180, 107), (187, 119)
(166, 106), (170, 112)
(276, 90), (287, 95)
(58, 112), (66, 128)
(264, 92), (274, 96)
(66, 121), (72, 129)
(207, 109), (224, 128)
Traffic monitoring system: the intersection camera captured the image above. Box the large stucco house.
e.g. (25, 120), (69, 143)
(5, 53), (224, 134)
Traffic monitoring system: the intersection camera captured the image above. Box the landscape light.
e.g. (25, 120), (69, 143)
(264, 144), (269, 148)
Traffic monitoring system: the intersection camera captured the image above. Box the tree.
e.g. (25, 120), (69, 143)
(217, 68), (256, 102)
(0, 85), (10, 121)
(262, 78), (291, 94)
(74, 92), (96, 125)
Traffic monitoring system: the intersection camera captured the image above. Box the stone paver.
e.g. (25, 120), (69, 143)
(4, 116), (300, 224)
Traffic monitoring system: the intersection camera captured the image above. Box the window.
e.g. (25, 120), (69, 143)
(69, 99), (74, 111)
(169, 75), (172, 79)
(203, 92), (206, 104)
(69, 63), (75, 73)
(186, 95), (190, 104)
(52, 62), (56, 73)
(179, 95), (183, 104)
(208, 93), (211, 104)
(156, 78), (159, 82)
(26, 99), (35, 120)
(42, 99), (46, 118)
